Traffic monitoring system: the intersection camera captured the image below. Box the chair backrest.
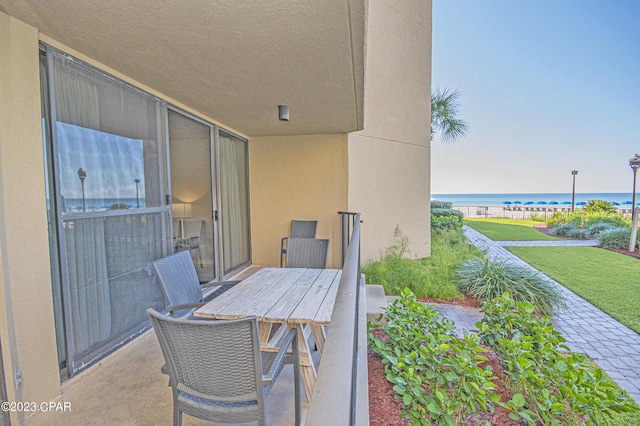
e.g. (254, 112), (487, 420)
(183, 219), (204, 239)
(285, 238), (329, 268)
(291, 220), (317, 238)
(152, 251), (203, 313)
(147, 309), (265, 409)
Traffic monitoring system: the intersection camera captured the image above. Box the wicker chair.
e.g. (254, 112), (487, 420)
(284, 238), (329, 269)
(280, 220), (318, 267)
(152, 250), (239, 317)
(147, 309), (301, 426)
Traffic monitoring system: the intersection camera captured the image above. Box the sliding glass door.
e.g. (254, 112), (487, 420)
(42, 47), (168, 376)
(219, 131), (251, 275)
(41, 44), (252, 378)
(168, 110), (218, 282)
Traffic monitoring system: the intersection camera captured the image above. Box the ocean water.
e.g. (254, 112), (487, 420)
(432, 193), (636, 207)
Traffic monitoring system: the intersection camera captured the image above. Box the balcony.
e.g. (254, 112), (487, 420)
(26, 214), (368, 426)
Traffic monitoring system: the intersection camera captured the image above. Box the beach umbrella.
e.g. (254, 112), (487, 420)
(561, 201), (572, 205)
(611, 201), (620, 206)
(576, 201), (587, 206)
(548, 201), (559, 205)
(622, 201), (633, 205)
(536, 201), (547, 204)
(524, 201), (534, 205)
(513, 201), (522, 204)
(502, 201), (512, 205)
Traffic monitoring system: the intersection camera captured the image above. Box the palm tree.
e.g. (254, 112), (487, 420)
(431, 88), (469, 143)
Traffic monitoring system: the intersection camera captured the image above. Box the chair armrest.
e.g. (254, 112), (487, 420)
(166, 302), (205, 315)
(281, 237), (288, 267)
(200, 280), (241, 289)
(262, 328), (297, 385)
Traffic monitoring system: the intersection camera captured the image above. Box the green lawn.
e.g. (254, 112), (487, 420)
(507, 246), (640, 333)
(465, 218), (560, 241)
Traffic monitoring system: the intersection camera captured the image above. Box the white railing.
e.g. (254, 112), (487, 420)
(306, 213), (368, 425)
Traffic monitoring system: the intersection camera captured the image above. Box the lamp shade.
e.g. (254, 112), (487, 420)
(171, 203), (192, 218)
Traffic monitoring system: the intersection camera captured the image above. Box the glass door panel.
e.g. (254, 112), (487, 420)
(219, 131), (251, 275)
(168, 110), (217, 282)
(47, 48), (168, 375)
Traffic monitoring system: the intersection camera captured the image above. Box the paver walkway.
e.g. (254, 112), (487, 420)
(495, 239), (599, 247)
(444, 225), (640, 404)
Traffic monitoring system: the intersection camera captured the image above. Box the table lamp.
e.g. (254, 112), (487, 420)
(171, 203), (192, 238)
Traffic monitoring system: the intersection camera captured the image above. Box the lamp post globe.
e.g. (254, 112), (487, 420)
(77, 168), (87, 212)
(134, 178), (140, 208)
(628, 154), (640, 252)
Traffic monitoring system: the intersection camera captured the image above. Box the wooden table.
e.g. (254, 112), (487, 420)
(194, 267), (342, 400)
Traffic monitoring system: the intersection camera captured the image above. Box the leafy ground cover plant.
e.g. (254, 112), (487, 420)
(477, 293), (638, 425)
(369, 289), (499, 425)
(454, 258), (565, 315)
(431, 208), (464, 232)
(432, 214), (463, 232)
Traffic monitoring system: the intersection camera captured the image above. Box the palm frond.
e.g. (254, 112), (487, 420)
(431, 87), (469, 143)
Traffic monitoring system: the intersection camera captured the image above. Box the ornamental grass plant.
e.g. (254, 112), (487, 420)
(454, 257), (565, 315)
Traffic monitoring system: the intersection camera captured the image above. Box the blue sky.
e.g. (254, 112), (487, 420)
(431, 0), (640, 194)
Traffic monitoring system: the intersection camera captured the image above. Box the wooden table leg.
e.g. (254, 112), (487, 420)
(292, 323), (317, 401)
(258, 322), (272, 346)
(310, 324), (326, 355)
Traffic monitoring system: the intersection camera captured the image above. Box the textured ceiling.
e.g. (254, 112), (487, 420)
(1, 0), (365, 137)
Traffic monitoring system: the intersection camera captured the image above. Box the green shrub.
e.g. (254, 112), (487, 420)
(431, 215), (462, 231)
(477, 293), (638, 425)
(565, 226), (590, 239)
(548, 210), (586, 228)
(454, 258), (565, 315)
(567, 210), (586, 226)
(547, 211), (569, 227)
(584, 199), (617, 214)
(431, 208), (463, 220)
(583, 212), (630, 229)
(550, 223), (579, 237)
(363, 227), (478, 300)
(431, 200), (453, 209)
(584, 222), (617, 238)
(598, 227), (633, 249)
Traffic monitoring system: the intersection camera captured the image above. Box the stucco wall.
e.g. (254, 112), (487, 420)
(348, 0), (432, 261)
(249, 135), (348, 269)
(0, 12), (61, 421)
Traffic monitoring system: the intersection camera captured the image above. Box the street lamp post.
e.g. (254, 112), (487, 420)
(134, 178), (140, 208)
(77, 168), (87, 212)
(571, 170), (578, 212)
(629, 154), (640, 252)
